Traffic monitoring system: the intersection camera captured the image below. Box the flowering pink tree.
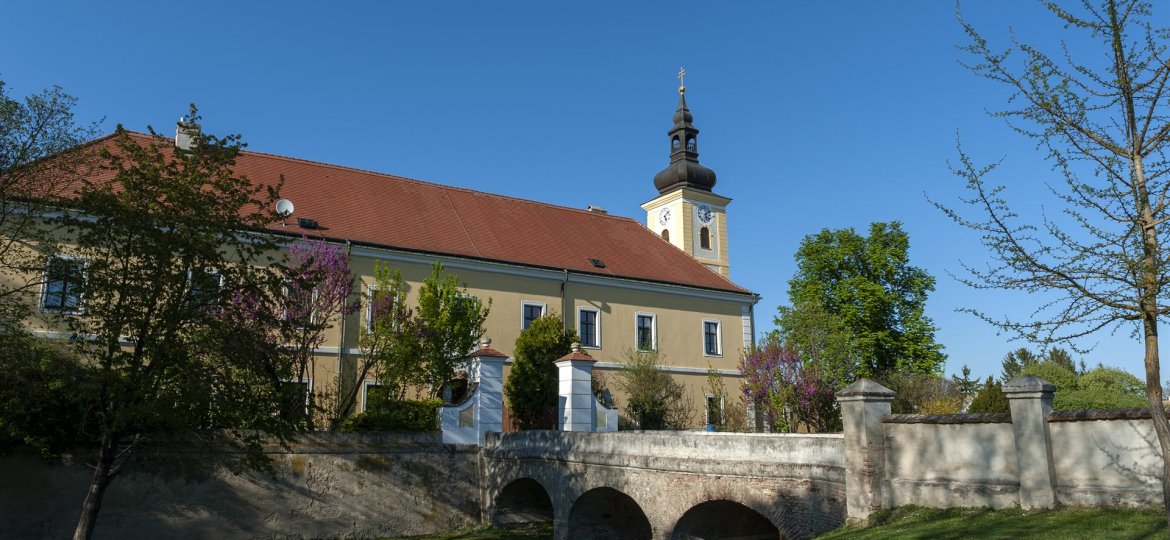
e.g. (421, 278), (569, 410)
(739, 334), (840, 432)
(282, 238), (359, 428)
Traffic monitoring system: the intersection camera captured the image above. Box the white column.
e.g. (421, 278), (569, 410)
(555, 342), (596, 432)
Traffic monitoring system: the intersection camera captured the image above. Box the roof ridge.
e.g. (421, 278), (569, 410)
(117, 130), (640, 224)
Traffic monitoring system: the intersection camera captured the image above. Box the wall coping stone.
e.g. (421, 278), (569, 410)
(1047, 408), (1169, 422)
(883, 413), (1012, 424)
(836, 378), (895, 400)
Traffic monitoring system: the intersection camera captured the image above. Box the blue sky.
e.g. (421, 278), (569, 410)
(2, 1), (1157, 382)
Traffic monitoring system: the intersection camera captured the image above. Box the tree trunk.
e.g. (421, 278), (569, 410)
(72, 436), (117, 540)
(1143, 320), (1170, 528)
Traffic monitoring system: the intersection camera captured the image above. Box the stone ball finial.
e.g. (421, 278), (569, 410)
(480, 338), (491, 349)
(571, 342), (580, 352)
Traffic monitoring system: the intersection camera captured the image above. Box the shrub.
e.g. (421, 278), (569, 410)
(504, 314), (576, 430)
(618, 349), (694, 430)
(339, 398), (442, 432)
(967, 377), (1011, 414)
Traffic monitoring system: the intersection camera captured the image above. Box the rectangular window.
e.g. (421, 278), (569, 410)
(521, 301), (546, 329)
(362, 381), (388, 412)
(366, 284), (398, 332)
(42, 257), (85, 313)
(188, 268), (223, 310)
(578, 307), (600, 348)
(705, 395), (724, 427)
(284, 282), (317, 325)
(636, 313), (656, 351)
(704, 319), (722, 356)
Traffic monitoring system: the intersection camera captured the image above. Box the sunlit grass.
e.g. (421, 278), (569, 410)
(816, 505), (1166, 539)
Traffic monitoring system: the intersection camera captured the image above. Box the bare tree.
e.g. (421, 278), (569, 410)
(938, 0), (1170, 521)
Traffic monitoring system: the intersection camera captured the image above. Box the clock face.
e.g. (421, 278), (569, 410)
(697, 205), (714, 224)
(658, 207), (672, 226)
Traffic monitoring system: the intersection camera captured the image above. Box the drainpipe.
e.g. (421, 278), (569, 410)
(561, 269), (570, 334)
(337, 239), (353, 419)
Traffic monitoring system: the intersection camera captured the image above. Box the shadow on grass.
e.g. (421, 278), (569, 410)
(383, 522), (553, 540)
(816, 506), (1166, 540)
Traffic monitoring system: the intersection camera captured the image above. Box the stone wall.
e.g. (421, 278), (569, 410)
(0, 432), (480, 540)
(837, 377), (1167, 521)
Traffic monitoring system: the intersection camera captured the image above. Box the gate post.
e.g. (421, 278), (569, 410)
(1003, 375), (1057, 509)
(555, 343), (595, 431)
(836, 379), (894, 523)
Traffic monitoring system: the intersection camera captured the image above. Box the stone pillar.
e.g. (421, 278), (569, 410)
(1003, 375), (1057, 509)
(472, 338), (507, 445)
(555, 343), (595, 432)
(836, 379), (894, 523)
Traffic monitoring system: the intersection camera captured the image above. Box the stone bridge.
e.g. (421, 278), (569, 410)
(481, 430), (845, 540)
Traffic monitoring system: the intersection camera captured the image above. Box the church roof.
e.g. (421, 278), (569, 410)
(88, 132), (753, 296)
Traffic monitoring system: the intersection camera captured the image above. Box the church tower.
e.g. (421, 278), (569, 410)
(641, 72), (732, 278)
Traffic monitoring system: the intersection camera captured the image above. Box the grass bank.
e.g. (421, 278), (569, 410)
(816, 506), (1166, 539)
(382, 523), (552, 540)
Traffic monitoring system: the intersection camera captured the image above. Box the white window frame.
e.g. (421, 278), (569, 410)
(705, 394), (725, 426)
(520, 300), (546, 330)
(361, 380), (387, 412)
(365, 283), (381, 333)
(702, 318), (723, 357)
(283, 282), (318, 325)
(635, 311), (657, 352)
(187, 267), (223, 308)
(40, 255), (86, 314)
(577, 306), (601, 349)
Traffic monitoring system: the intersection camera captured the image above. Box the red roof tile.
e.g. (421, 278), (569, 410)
(90, 132), (754, 296)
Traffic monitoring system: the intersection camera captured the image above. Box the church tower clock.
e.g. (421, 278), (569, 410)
(641, 70), (732, 278)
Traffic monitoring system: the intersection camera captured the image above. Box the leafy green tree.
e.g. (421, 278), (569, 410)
(1058, 366), (1146, 409)
(967, 377), (1011, 414)
(415, 262), (490, 397)
(49, 117), (289, 540)
(505, 314), (575, 430)
(355, 261), (421, 402)
(1021, 361), (1079, 394)
(943, 1), (1170, 519)
(776, 222), (945, 380)
(618, 349), (693, 430)
(0, 81), (97, 335)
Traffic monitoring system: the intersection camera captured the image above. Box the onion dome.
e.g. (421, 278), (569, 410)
(653, 86), (717, 194)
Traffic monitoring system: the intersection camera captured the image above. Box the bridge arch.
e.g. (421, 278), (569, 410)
(669, 499), (782, 539)
(567, 486), (652, 540)
(491, 478), (554, 526)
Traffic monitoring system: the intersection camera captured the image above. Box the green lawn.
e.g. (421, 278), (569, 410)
(816, 506), (1167, 540)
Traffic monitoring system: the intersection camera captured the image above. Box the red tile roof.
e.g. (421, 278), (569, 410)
(93, 132), (753, 296)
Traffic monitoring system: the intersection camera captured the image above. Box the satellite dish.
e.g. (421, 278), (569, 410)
(275, 199), (295, 225)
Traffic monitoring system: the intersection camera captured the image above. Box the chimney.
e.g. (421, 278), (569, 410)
(175, 116), (199, 151)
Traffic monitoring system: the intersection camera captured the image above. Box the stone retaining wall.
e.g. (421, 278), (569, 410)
(0, 432), (480, 540)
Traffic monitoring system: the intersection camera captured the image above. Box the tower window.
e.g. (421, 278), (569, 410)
(661, 229), (670, 241)
(700, 226), (711, 250)
(672, 137), (680, 150)
(687, 137), (696, 151)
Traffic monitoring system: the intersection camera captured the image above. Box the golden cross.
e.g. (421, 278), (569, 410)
(677, 67), (687, 91)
